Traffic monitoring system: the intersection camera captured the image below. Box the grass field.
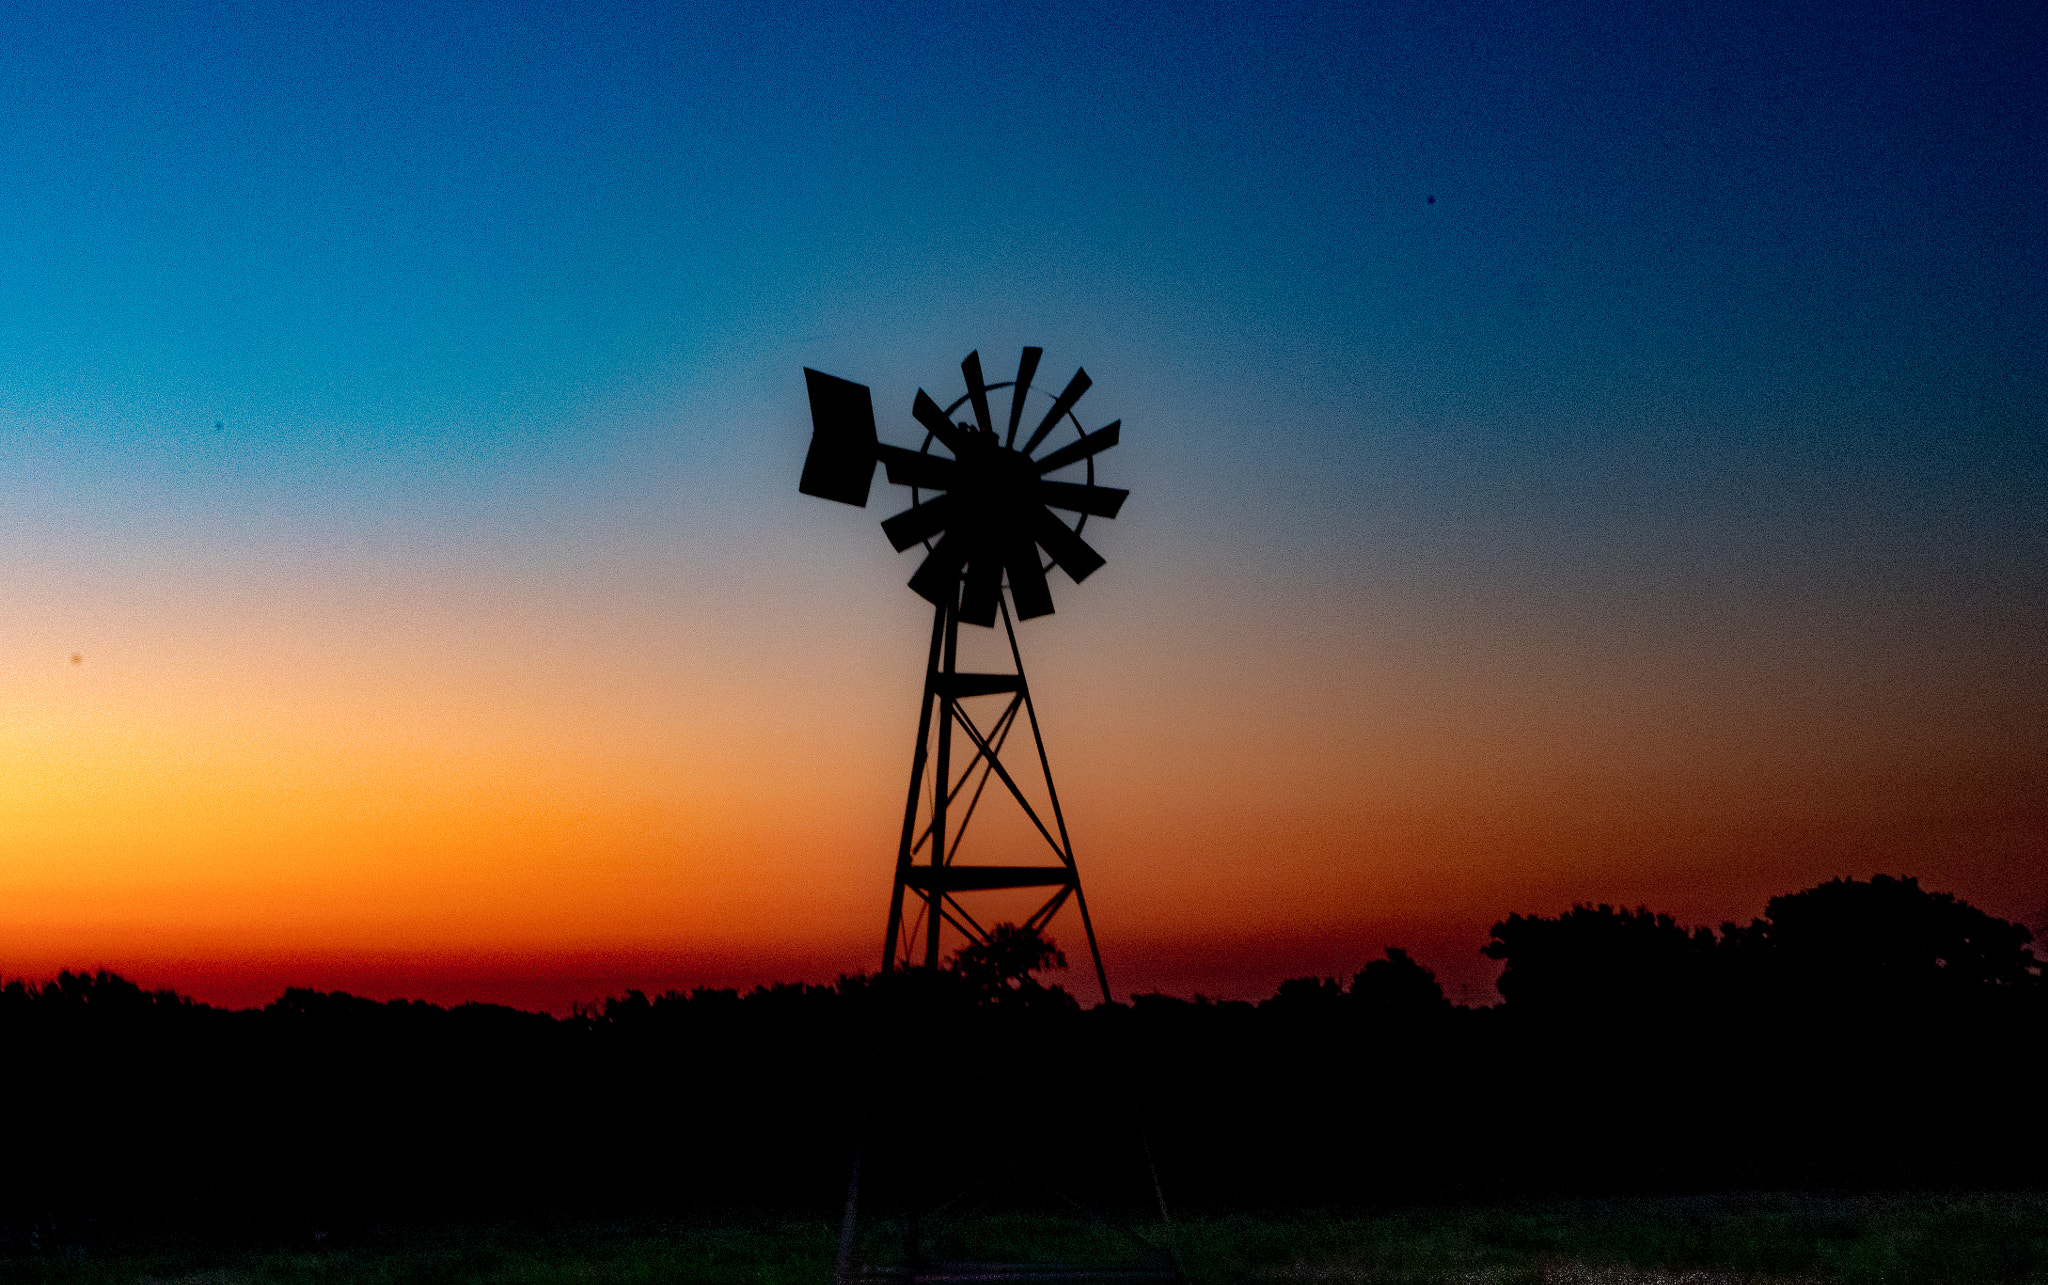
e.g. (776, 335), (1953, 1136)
(4, 1193), (2045, 1285)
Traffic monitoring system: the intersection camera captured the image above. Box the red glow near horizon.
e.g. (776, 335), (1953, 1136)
(26, 923), (1513, 1017)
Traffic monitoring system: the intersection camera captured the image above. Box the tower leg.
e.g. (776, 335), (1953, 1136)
(925, 603), (960, 970)
(1000, 598), (1114, 1006)
(883, 604), (947, 973)
(833, 1086), (872, 1285)
(1071, 882), (1114, 1008)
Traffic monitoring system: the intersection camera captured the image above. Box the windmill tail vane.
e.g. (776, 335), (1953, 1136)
(799, 347), (1126, 624)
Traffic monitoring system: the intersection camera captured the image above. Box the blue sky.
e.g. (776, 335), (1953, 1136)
(8, 0), (2040, 556)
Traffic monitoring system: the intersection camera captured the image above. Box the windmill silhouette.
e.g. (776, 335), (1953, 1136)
(801, 349), (1176, 1284)
(800, 347), (1125, 996)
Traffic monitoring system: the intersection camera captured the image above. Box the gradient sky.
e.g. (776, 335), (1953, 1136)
(3, 0), (2043, 1011)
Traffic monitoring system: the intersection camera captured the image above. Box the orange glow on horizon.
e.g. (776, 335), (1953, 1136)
(4, 556), (2041, 1012)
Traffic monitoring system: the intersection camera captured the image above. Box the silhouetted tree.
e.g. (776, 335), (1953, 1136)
(1264, 975), (1345, 1015)
(1483, 904), (1716, 1017)
(947, 923), (1077, 1009)
(1723, 873), (2042, 1007)
(1351, 947), (1451, 1020)
(4, 873), (2043, 1219)
(1, 968), (187, 1016)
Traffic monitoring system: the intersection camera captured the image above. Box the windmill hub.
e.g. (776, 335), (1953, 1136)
(944, 433), (1035, 518)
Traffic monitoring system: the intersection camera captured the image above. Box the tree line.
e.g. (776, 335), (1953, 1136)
(3, 875), (2041, 1228)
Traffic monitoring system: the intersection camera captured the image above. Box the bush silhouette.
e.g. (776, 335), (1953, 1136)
(947, 922), (1078, 1009)
(1726, 873), (2042, 1006)
(4, 872), (2042, 1218)
(1483, 903), (1716, 1017)
(1351, 947), (1451, 1020)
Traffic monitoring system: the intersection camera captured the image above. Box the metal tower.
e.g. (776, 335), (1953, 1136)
(884, 588), (1110, 1000)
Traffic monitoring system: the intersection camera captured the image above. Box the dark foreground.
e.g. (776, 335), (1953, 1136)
(3, 1194), (2047, 1285)
(10, 877), (2044, 1220)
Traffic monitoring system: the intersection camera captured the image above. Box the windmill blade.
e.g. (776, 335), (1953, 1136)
(1037, 480), (1129, 519)
(908, 531), (971, 607)
(799, 368), (879, 506)
(961, 351), (994, 437)
(1021, 367), (1091, 456)
(912, 389), (974, 456)
(1004, 534), (1055, 619)
(877, 443), (959, 489)
(1033, 421), (1119, 475)
(881, 495), (957, 552)
(959, 553), (1003, 626)
(1030, 508), (1107, 583)
(1006, 347), (1042, 447)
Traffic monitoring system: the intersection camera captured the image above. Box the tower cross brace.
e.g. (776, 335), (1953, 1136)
(881, 589), (1111, 1005)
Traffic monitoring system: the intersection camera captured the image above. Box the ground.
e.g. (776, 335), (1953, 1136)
(4, 1194), (2046, 1284)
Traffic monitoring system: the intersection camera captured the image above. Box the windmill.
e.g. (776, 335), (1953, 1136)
(802, 348), (1172, 1284)
(799, 346), (1127, 1000)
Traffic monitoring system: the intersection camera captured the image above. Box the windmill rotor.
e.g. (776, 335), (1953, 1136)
(801, 348), (1127, 625)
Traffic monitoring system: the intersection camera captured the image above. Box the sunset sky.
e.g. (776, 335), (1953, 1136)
(4, 0), (2043, 1011)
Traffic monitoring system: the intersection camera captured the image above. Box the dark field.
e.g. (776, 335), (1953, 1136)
(9, 882), (2044, 1282)
(5, 1194), (2047, 1285)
